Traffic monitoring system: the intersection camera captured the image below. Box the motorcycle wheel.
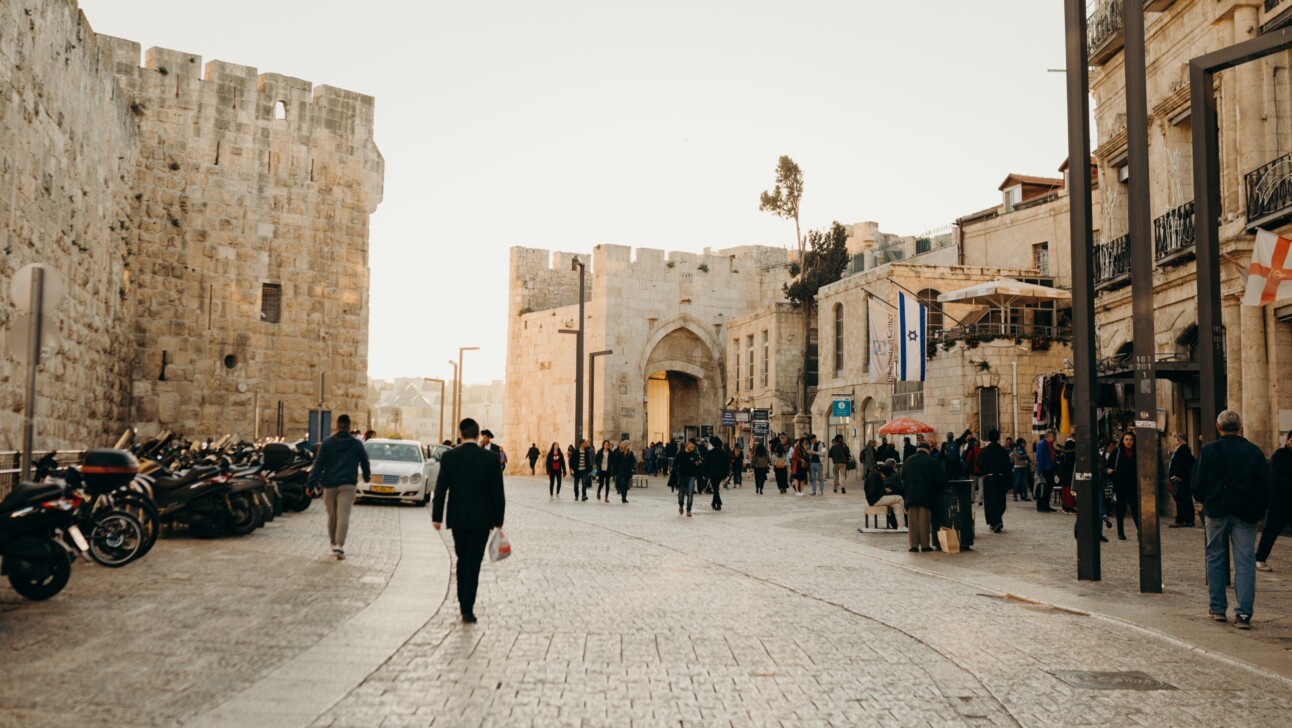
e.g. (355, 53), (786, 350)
(88, 512), (145, 567)
(106, 493), (161, 558)
(288, 493), (311, 513)
(270, 488), (284, 518)
(225, 494), (260, 536)
(188, 508), (226, 539)
(7, 551), (72, 601)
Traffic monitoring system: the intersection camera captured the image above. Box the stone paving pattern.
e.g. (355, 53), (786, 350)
(318, 476), (1291, 727)
(2, 474), (1290, 727)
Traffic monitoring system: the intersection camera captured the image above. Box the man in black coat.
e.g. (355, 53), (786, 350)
(901, 442), (947, 552)
(1191, 410), (1269, 629)
(977, 429), (1013, 534)
(433, 418), (506, 624)
(1167, 433), (1196, 527)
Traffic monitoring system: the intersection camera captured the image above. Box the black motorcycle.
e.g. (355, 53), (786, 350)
(0, 480), (91, 600)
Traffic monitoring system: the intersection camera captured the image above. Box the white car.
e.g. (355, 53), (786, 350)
(358, 439), (437, 506)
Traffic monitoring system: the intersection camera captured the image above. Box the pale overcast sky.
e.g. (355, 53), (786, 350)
(79, 0), (1071, 385)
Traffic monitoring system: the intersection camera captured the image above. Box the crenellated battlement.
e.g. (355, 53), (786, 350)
(96, 37), (377, 140)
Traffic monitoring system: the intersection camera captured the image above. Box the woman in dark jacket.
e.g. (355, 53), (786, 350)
(705, 436), (730, 510)
(674, 440), (704, 516)
(1057, 439), (1077, 513)
(545, 443), (566, 498)
(595, 440), (615, 502)
(751, 444), (770, 494)
(610, 441), (637, 503)
(1106, 431), (1140, 540)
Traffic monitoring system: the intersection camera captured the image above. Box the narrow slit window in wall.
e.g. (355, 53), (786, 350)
(261, 283), (282, 324)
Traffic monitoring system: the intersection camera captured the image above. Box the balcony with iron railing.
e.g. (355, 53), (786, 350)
(1154, 200), (1195, 267)
(930, 322), (1073, 347)
(1094, 234), (1132, 291)
(1089, 1), (1180, 64)
(1245, 150), (1292, 230)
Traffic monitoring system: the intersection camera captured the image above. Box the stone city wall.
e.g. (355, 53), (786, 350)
(0, 0), (138, 449)
(505, 244), (791, 472)
(0, 0), (383, 448)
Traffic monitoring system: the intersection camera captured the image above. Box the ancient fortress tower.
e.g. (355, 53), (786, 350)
(505, 244), (791, 470)
(0, 0), (383, 448)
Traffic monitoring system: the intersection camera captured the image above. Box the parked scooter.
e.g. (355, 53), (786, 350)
(0, 479), (91, 600)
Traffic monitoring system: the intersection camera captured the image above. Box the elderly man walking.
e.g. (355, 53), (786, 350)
(1191, 410), (1270, 630)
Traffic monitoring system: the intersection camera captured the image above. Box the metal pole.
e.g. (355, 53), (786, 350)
(1123, 0), (1162, 593)
(574, 258), (586, 449)
(1064, 0), (1101, 581)
(1191, 65), (1226, 445)
(20, 267), (44, 482)
(449, 360), (458, 438)
(589, 350), (614, 444)
(424, 377), (446, 445)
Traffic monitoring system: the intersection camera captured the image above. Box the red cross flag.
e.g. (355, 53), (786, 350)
(1242, 230), (1292, 307)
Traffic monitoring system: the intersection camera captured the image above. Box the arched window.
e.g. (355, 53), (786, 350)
(274, 100), (287, 120)
(1176, 325), (1198, 362)
(917, 288), (943, 331)
(833, 303), (844, 375)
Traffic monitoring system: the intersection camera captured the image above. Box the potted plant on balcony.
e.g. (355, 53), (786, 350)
(1031, 335), (1052, 352)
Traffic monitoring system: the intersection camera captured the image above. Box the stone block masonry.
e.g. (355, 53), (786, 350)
(0, 0), (383, 448)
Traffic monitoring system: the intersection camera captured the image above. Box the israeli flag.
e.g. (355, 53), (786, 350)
(897, 292), (926, 382)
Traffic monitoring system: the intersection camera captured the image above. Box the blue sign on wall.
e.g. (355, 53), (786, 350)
(831, 399), (853, 418)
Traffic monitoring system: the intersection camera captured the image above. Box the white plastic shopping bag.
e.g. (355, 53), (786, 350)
(487, 528), (511, 562)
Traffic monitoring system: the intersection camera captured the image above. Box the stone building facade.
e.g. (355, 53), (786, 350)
(724, 303), (818, 438)
(810, 263), (1071, 452)
(1087, 0), (1292, 449)
(0, 0), (382, 449)
(504, 244), (790, 471)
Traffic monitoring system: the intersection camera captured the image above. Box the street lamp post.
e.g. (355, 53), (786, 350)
(448, 360), (458, 439)
(558, 256), (587, 448)
(457, 346), (479, 431)
(424, 377), (446, 445)
(588, 350), (613, 443)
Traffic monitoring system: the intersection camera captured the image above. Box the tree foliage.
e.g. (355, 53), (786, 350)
(784, 222), (850, 310)
(759, 156), (804, 251)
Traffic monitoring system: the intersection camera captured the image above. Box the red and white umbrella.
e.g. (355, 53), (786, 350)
(878, 418), (935, 436)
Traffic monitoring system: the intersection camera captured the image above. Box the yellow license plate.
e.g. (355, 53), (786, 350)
(371, 486), (396, 494)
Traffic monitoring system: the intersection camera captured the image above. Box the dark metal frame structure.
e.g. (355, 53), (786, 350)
(1067, 2), (1292, 586)
(1191, 25), (1292, 441)
(1063, 0), (1102, 582)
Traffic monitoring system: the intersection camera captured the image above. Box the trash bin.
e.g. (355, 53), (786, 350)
(934, 478), (975, 551)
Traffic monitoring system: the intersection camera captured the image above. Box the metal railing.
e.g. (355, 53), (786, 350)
(1245, 150), (1292, 228)
(1094, 234), (1132, 290)
(1154, 200), (1195, 264)
(1089, 0), (1125, 58)
(874, 245), (905, 265)
(0, 450), (87, 499)
(931, 323), (1073, 344)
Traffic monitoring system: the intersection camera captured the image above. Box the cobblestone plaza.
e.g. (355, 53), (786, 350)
(3, 476), (1288, 728)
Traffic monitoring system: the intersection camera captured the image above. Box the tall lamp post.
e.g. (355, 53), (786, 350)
(447, 360), (458, 438)
(456, 346), (479, 431)
(559, 256), (588, 448)
(588, 350), (614, 443)
(424, 377), (446, 445)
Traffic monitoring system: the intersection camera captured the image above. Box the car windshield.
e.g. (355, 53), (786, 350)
(365, 442), (422, 463)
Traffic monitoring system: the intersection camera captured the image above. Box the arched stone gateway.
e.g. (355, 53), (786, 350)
(641, 325), (724, 445)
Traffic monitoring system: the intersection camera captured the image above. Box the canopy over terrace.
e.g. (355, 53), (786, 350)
(937, 278), (1071, 335)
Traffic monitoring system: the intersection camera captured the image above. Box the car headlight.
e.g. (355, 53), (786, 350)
(409, 473), (422, 484)
(400, 475), (410, 484)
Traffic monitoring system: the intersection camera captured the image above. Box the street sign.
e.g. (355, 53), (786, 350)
(721, 410), (736, 427)
(831, 399), (853, 418)
(734, 410), (751, 423)
(7, 314), (59, 365)
(10, 263), (63, 314)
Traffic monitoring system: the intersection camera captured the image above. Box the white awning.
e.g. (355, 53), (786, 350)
(937, 278), (1071, 308)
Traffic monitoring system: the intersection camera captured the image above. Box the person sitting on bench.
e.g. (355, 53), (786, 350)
(865, 460), (906, 529)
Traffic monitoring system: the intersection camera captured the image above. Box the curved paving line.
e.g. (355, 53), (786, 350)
(516, 500), (1025, 727)
(185, 506), (452, 728)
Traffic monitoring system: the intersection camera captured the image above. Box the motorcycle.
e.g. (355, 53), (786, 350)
(0, 480), (91, 600)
